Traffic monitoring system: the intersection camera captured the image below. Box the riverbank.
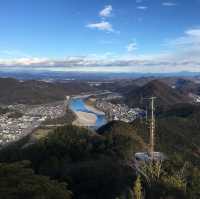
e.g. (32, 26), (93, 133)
(73, 111), (97, 127)
(84, 98), (105, 115)
(69, 97), (107, 128)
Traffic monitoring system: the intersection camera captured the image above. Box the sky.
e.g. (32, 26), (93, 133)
(0, 0), (200, 73)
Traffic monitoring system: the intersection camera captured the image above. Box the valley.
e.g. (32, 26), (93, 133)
(0, 76), (200, 199)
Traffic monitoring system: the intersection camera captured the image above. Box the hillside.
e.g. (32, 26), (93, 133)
(0, 161), (72, 199)
(124, 80), (191, 111)
(174, 78), (200, 94)
(0, 125), (138, 199)
(97, 108), (200, 167)
(96, 102), (200, 167)
(0, 78), (94, 105)
(0, 119), (199, 198)
(131, 104), (200, 166)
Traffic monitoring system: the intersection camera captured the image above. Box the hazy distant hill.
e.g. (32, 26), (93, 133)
(0, 78), (94, 105)
(2, 70), (200, 80)
(93, 77), (156, 94)
(124, 80), (191, 111)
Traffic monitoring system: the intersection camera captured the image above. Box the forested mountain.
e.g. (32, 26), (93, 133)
(0, 161), (72, 199)
(132, 103), (200, 167)
(173, 79), (200, 95)
(0, 125), (140, 199)
(124, 80), (191, 111)
(0, 78), (94, 104)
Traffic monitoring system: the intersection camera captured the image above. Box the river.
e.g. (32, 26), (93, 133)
(69, 98), (107, 129)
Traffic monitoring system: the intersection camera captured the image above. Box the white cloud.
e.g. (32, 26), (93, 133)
(162, 2), (177, 6)
(86, 21), (113, 32)
(137, 6), (148, 10)
(186, 29), (200, 37)
(99, 5), (112, 18)
(86, 4), (117, 33)
(136, 0), (143, 3)
(167, 28), (200, 50)
(126, 42), (138, 52)
(163, 28), (200, 65)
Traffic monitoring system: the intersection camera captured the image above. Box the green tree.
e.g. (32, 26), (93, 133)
(140, 161), (187, 199)
(133, 176), (142, 199)
(187, 167), (200, 199)
(0, 161), (72, 199)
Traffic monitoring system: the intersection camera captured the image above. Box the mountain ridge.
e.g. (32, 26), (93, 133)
(124, 80), (191, 111)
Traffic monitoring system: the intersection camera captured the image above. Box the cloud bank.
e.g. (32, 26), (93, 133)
(0, 55), (200, 73)
(1, 28), (200, 73)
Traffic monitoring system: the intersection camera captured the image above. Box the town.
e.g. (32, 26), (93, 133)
(95, 100), (144, 123)
(0, 102), (65, 148)
(85, 92), (145, 123)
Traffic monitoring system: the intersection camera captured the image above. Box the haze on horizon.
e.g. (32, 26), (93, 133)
(0, 0), (200, 73)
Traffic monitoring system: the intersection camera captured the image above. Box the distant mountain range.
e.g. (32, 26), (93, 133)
(1, 69), (200, 80)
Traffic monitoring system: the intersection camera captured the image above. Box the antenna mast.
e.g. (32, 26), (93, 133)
(149, 97), (156, 159)
(134, 96), (165, 164)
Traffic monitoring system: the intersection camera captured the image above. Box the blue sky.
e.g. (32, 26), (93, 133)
(0, 0), (200, 73)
